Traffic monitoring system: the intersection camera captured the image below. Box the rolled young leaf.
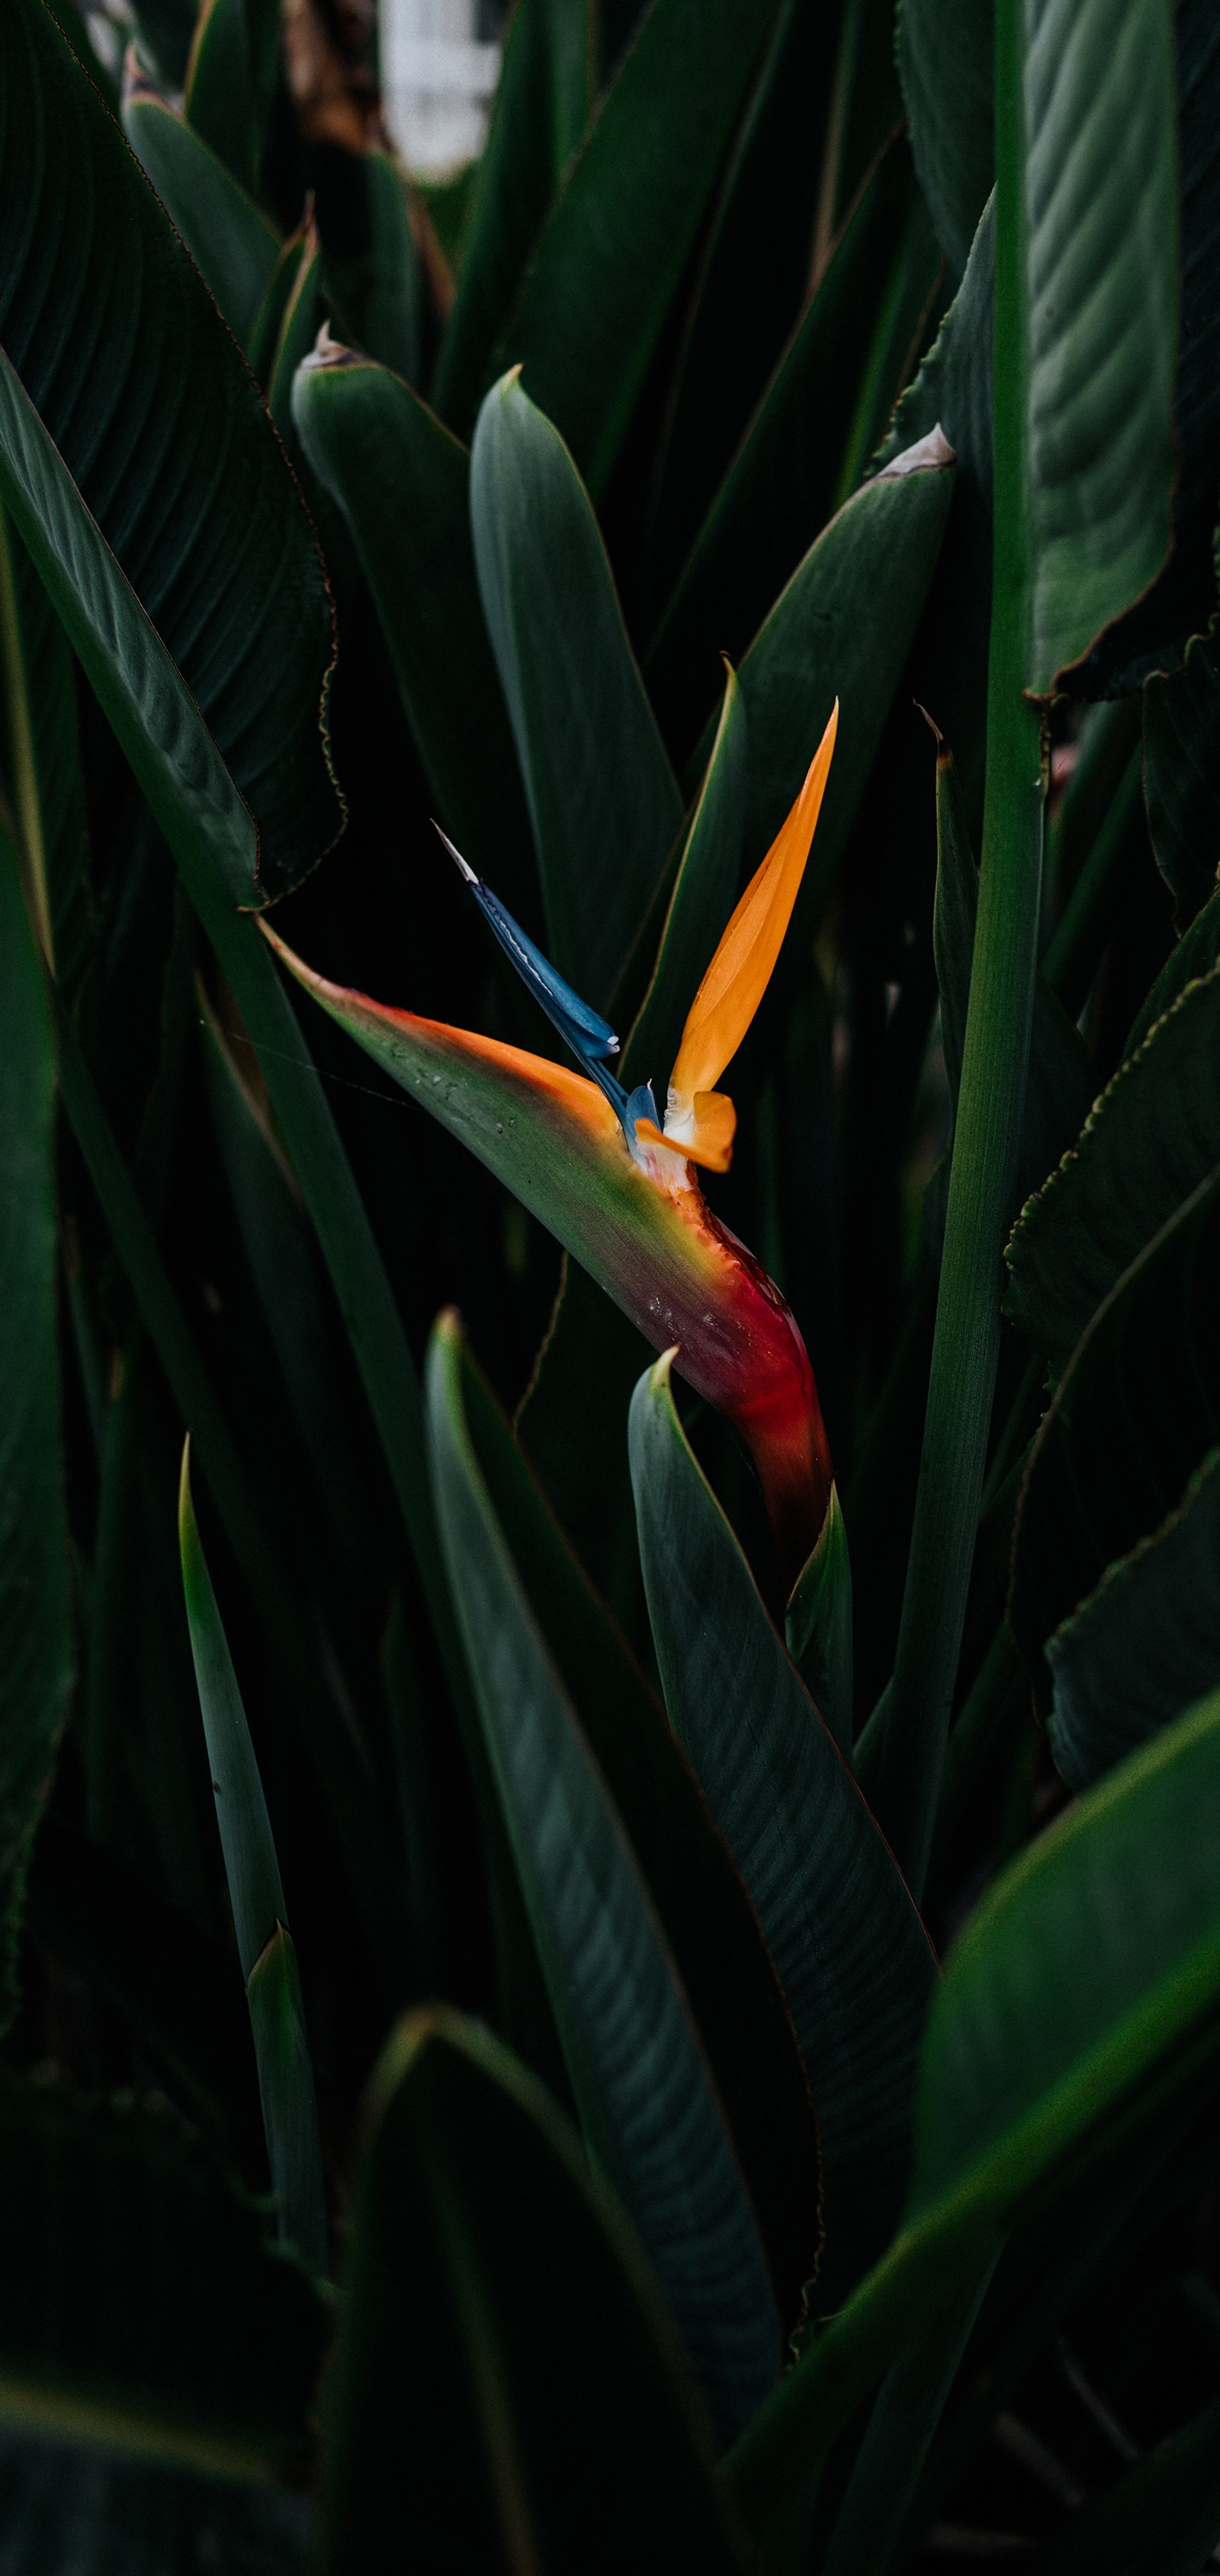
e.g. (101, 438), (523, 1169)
(178, 1443), (326, 2272)
(425, 1315), (782, 2444)
(629, 1354), (936, 2301)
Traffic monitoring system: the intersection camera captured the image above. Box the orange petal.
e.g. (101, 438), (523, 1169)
(635, 1087), (737, 1174)
(667, 701), (838, 1116)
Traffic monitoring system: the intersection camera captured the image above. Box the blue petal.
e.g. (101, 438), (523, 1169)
(436, 826), (618, 1068)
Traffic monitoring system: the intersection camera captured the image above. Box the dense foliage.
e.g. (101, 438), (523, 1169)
(2, 0), (1220, 2566)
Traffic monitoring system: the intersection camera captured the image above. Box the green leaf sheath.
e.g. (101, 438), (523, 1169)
(121, 73), (281, 347)
(470, 371), (682, 1010)
(0, 0), (339, 890)
(458, 1339), (821, 2329)
(728, 1687), (1220, 2564)
(493, 0), (785, 498)
(629, 1357), (935, 2302)
(896, 0), (994, 279)
(425, 1318), (782, 2446)
(323, 2011), (750, 2573)
(292, 347), (536, 906)
(862, 0), (1177, 1889)
(1005, 965), (1220, 1368)
(1046, 1448), (1220, 1794)
(0, 817), (72, 2023)
(178, 1447), (326, 2271)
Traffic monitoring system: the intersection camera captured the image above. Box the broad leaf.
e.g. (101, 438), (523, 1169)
(458, 1331), (822, 2328)
(0, 817), (72, 2021)
(432, 0), (596, 438)
(896, 0), (994, 280)
(1016, 0), (1177, 692)
(1047, 1446), (1220, 1793)
(1004, 965), (1220, 1369)
(647, 137), (937, 758)
(291, 345), (535, 907)
(1009, 1168), (1220, 1698)
(629, 1354), (936, 2300)
(493, 0), (784, 496)
(122, 69), (281, 347)
(0, 0), (339, 893)
(425, 1317), (781, 2441)
(727, 1687), (1220, 2557)
(735, 434), (955, 909)
(323, 2009), (750, 2570)
(470, 370), (682, 1010)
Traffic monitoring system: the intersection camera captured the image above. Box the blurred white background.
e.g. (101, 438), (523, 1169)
(379, 0), (500, 174)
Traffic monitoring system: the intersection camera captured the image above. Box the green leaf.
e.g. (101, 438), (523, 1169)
(324, 153), (421, 390)
(0, 2071), (326, 2478)
(432, 0), (596, 438)
(0, 0), (339, 893)
(0, 2432), (310, 2575)
(1027, 2392), (1220, 2576)
(1009, 1167), (1220, 1700)
(121, 70), (281, 347)
(647, 137), (938, 757)
(783, 1483), (853, 1755)
(896, 0), (994, 278)
(1004, 964), (1220, 1370)
(178, 1445), (326, 2273)
(628, 1354), (936, 2300)
(322, 2009), (750, 2570)
(727, 1686), (1220, 2558)
(735, 435), (955, 910)
(425, 1316), (781, 2443)
(291, 344), (535, 904)
(470, 370), (682, 1010)
(1016, 0), (1177, 692)
(127, 0), (196, 90)
(0, 816), (72, 2022)
(266, 223), (322, 435)
(0, 505), (88, 983)
(457, 1334), (821, 2328)
(184, 0), (282, 196)
(620, 660), (746, 1091)
(1126, 878), (1220, 1054)
(819, 2260), (996, 2576)
(493, 0), (784, 496)
(1143, 619), (1220, 930)
(1047, 1447), (1220, 1794)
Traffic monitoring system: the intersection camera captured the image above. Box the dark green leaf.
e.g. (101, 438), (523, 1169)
(1047, 1447), (1220, 1793)
(0, 2073), (326, 2476)
(820, 2260), (996, 2576)
(470, 370), (682, 1010)
(493, 0), (784, 496)
(620, 660), (746, 1091)
(0, 816), (72, 2021)
(185, 0), (282, 197)
(127, 0), (196, 89)
(728, 1687), (1220, 2557)
(425, 1315), (782, 2442)
(324, 153), (420, 390)
(1127, 878), (1220, 1052)
(1143, 618), (1220, 929)
(1016, 0), (1177, 693)
(896, 0), (994, 278)
(628, 1354), (936, 2300)
(178, 1446), (326, 2271)
(1009, 1167), (1220, 1698)
(0, 505), (88, 984)
(323, 2009), (750, 2570)
(1004, 965), (1220, 1370)
(291, 343), (535, 904)
(783, 1483), (852, 1756)
(735, 434), (955, 908)
(647, 137), (938, 757)
(432, 0), (596, 438)
(122, 71), (281, 347)
(458, 1334), (822, 2330)
(265, 223), (322, 435)
(0, 0), (339, 894)
(0, 2430), (310, 2576)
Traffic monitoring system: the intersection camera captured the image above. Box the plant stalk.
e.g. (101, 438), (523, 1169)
(859, 0), (1045, 1896)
